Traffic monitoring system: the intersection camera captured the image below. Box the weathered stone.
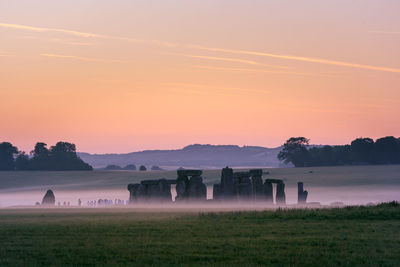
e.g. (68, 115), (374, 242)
(128, 179), (175, 203)
(187, 176), (206, 201)
(127, 183), (140, 203)
(264, 179), (284, 183)
(41, 189), (55, 205)
(175, 175), (189, 201)
(177, 169), (202, 177)
(158, 179), (173, 200)
(175, 170), (206, 202)
(297, 182), (308, 204)
(250, 169), (263, 201)
(136, 184), (147, 201)
(213, 184), (221, 200)
(221, 167), (234, 199)
(234, 173), (253, 201)
(264, 182), (273, 204)
(276, 182), (286, 205)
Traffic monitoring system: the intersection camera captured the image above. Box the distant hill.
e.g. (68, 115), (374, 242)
(78, 144), (284, 169)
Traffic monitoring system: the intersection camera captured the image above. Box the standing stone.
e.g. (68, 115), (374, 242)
(175, 175), (189, 201)
(187, 176), (207, 201)
(276, 182), (286, 205)
(127, 183), (140, 203)
(213, 184), (221, 201)
(297, 182), (308, 204)
(264, 182), (273, 204)
(158, 179), (172, 201)
(234, 172), (253, 201)
(136, 184), (147, 202)
(221, 167), (234, 199)
(250, 169), (263, 201)
(41, 190), (55, 205)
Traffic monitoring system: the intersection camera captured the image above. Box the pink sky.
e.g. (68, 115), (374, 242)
(1, 1), (399, 153)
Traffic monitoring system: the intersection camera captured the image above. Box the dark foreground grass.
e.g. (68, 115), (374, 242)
(0, 203), (399, 266)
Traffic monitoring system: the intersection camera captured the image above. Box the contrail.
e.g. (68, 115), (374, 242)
(188, 45), (400, 73)
(171, 53), (288, 69)
(40, 53), (122, 62)
(192, 65), (334, 77)
(2, 22), (400, 73)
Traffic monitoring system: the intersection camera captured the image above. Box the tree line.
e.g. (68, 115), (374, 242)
(278, 136), (400, 167)
(0, 141), (93, 171)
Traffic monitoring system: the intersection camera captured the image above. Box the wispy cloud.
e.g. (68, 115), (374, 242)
(0, 51), (14, 57)
(2, 22), (400, 73)
(188, 45), (400, 73)
(369, 30), (400, 35)
(163, 82), (270, 95)
(40, 53), (122, 62)
(171, 53), (288, 69)
(0, 22), (175, 47)
(11, 36), (94, 46)
(191, 65), (334, 77)
(0, 23), (101, 38)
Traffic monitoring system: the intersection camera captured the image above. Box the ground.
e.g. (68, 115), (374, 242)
(0, 164), (400, 190)
(0, 203), (399, 266)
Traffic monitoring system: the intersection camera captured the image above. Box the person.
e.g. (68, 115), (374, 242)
(78, 199), (82, 207)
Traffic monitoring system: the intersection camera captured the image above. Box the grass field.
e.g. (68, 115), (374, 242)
(0, 203), (399, 266)
(1, 165), (400, 206)
(1, 164), (400, 190)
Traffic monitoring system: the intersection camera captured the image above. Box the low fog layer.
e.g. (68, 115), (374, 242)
(1, 185), (399, 208)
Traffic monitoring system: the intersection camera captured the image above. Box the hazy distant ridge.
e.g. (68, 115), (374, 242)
(78, 144), (283, 169)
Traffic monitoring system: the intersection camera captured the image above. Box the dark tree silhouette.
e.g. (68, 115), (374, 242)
(278, 137), (310, 167)
(351, 138), (374, 164)
(123, 164), (136, 170)
(105, 164), (122, 170)
(30, 142), (50, 170)
(278, 136), (400, 167)
(15, 152), (30, 170)
(0, 142), (18, 170)
(0, 141), (92, 171)
(139, 165), (147, 171)
(151, 165), (163, 171)
(374, 136), (400, 164)
(48, 142), (92, 170)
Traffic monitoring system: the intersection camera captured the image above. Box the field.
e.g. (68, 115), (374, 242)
(0, 203), (399, 266)
(1, 165), (400, 206)
(1, 164), (400, 191)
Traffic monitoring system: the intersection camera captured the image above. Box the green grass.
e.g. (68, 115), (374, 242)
(1, 164), (400, 192)
(0, 203), (399, 266)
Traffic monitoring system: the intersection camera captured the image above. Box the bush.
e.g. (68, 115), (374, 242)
(105, 165), (122, 170)
(123, 164), (137, 170)
(139, 165), (147, 171)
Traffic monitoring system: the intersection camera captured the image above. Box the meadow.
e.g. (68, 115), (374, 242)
(1, 164), (400, 206)
(0, 203), (399, 266)
(1, 164), (400, 190)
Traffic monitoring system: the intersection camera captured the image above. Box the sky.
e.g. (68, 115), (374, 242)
(0, 0), (399, 153)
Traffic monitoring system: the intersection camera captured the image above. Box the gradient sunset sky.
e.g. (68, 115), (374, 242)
(1, 0), (399, 153)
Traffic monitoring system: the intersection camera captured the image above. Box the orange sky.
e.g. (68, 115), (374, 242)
(1, 1), (399, 153)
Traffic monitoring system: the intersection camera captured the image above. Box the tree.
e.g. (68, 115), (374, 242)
(48, 142), (92, 170)
(15, 152), (30, 170)
(0, 142), (18, 170)
(151, 165), (163, 171)
(139, 165), (147, 171)
(30, 142), (50, 170)
(278, 137), (310, 167)
(105, 164), (122, 170)
(374, 136), (400, 164)
(29, 141), (92, 170)
(123, 164), (136, 170)
(351, 138), (374, 164)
